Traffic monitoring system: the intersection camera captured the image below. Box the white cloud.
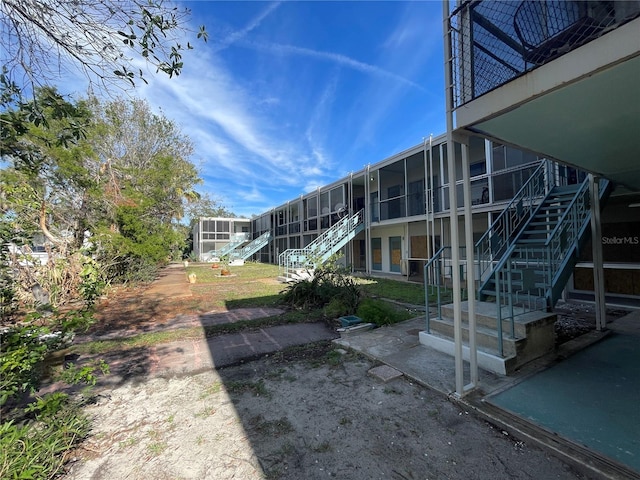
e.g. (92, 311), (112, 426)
(213, 1), (282, 53)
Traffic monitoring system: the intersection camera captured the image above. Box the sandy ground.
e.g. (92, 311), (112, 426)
(63, 343), (596, 480)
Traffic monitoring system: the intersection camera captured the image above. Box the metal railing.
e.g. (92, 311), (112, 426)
(489, 177), (608, 354)
(422, 172), (608, 357)
(279, 209), (365, 278)
(475, 160), (551, 290)
(448, 0), (640, 107)
(229, 231), (272, 261)
(423, 246), (469, 334)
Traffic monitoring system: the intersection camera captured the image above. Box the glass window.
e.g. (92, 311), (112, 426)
(320, 192), (330, 215)
(306, 196), (318, 218)
(470, 161), (487, 177)
(492, 143), (506, 171)
(330, 186), (344, 212)
(408, 179), (425, 216)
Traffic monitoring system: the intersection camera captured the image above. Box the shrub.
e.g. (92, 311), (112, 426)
(0, 308), (106, 480)
(279, 260), (361, 316)
(356, 298), (410, 326)
(0, 394), (90, 480)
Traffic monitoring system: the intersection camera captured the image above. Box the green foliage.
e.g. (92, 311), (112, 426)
(0, 308), (106, 479)
(357, 277), (426, 305)
(279, 261), (361, 316)
(0, 309), (97, 406)
(0, 326), (51, 406)
(60, 359), (109, 386)
(79, 256), (106, 307)
(356, 298), (413, 326)
(0, 395), (90, 480)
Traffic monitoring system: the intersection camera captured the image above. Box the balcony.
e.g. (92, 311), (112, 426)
(446, 0), (640, 191)
(449, 0), (640, 107)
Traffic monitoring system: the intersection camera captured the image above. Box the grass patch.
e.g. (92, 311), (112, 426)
(357, 276), (462, 305)
(358, 277), (426, 304)
(199, 381), (223, 398)
(147, 441), (168, 456)
(325, 349), (344, 367)
(187, 262), (280, 282)
(312, 441), (333, 453)
(356, 298), (415, 326)
(70, 328), (203, 355)
(338, 416), (352, 426)
(226, 380), (269, 398)
(0, 397), (90, 480)
(194, 407), (217, 418)
(202, 310), (324, 337)
(72, 311), (327, 357)
(249, 415), (294, 437)
(119, 437), (139, 448)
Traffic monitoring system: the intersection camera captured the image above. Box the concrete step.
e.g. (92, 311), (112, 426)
(420, 330), (519, 375)
(427, 315), (522, 358)
(439, 301), (556, 341)
(422, 303), (556, 375)
(420, 306), (556, 375)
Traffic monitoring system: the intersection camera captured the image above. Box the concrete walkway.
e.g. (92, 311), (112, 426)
(143, 262), (193, 298)
(77, 263), (338, 386)
(334, 311), (640, 480)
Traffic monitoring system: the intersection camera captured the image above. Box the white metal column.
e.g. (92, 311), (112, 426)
(461, 141), (478, 390)
(589, 174), (607, 331)
(443, 0), (464, 397)
(365, 166), (372, 275)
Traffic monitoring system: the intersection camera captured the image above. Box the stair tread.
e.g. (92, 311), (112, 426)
(429, 316), (524, 341)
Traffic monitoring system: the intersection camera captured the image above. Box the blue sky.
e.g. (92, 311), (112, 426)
(74, 1), (446, 218)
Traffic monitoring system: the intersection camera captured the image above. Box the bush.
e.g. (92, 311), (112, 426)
(279, 261), (361, 316)
(0, 394), (90, 480)
(0, 308), (106, 479)
(356, 298), (411, 326)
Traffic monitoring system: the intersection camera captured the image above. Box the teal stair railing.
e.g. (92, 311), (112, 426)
(425, 165), (609, 358)
(229, 231), (272, 261)
(488, 177), (609, 355)
(423, 246), (468, 334)
(279, 209), (365, 279)
(204, 234), (249, 260)
(475, 161), (551, 291)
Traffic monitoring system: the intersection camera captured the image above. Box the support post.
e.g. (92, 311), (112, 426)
(461, 141), (478, 390)
(589, 175), (606, 331)
(443, 0), (464, 397)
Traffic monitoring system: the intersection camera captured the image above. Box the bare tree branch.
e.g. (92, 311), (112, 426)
(1, 0), (207, 93)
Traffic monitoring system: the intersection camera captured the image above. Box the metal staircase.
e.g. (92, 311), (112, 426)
(278, 209), (365, 281)
(205, 234), (248, 260)
(423, 162), (610, 373)
(228, 231), (272, 261)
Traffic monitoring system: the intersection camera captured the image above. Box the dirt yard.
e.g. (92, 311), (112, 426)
(60, 266), (600, 479)
(64, 343), (597, 480)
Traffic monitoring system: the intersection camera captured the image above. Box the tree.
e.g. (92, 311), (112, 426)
(85, 96), (204, 280)
(185, 193), (237, 227)
(89, 97), (200, 226)
(1, 0), (207, 92)
(1, 91), (207, 301)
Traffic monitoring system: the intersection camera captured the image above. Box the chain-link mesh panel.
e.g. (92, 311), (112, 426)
(449, 0), (640, 107)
